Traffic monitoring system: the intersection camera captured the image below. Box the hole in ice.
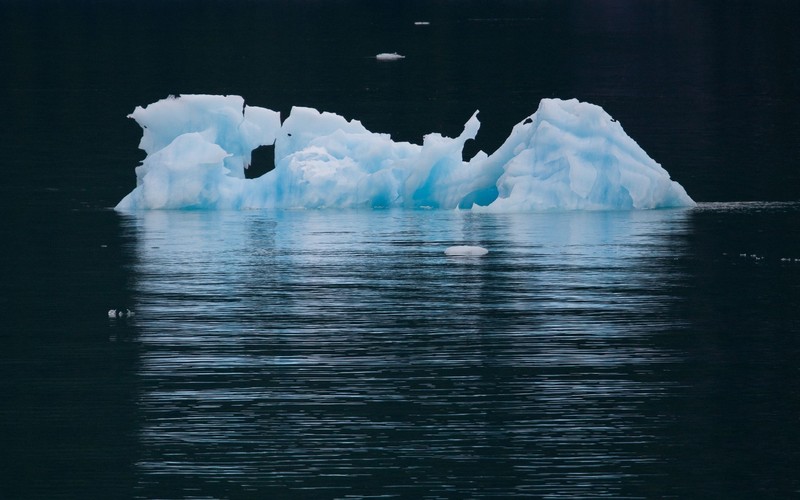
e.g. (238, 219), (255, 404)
(246, 144), (275, 179)
(445, 245), (489, 257)
(462, 138), (480, 162)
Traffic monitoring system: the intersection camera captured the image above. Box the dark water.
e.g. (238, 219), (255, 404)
(2, 1), (800, 498)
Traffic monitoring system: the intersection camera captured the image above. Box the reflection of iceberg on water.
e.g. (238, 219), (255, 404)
(115, 94), (695, 211)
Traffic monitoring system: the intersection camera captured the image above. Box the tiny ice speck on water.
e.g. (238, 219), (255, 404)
(376, 52), (405, 61)
(108, 308), (134, 318)
(445, 245), (489, 256)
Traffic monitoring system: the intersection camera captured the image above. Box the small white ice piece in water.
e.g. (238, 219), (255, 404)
(108, 308), (135, 318)
(376, 52), (405, 61)
(445, 245), (489, 257)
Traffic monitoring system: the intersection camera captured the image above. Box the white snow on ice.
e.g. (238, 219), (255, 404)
(116, 94), (695, 211)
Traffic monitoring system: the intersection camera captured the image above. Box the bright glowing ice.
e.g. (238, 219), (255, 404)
(116, 94), (695, 211)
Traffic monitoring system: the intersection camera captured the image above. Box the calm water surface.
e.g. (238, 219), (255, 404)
(131, 209), (691, 499)
(2, 204), (799, 498)
(15, 204), (785, 499)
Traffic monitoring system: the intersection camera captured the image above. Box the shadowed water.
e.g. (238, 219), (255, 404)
(2, 204), (798, 498)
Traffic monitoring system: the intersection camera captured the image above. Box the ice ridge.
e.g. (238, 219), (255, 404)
(115, 94), (695, 211)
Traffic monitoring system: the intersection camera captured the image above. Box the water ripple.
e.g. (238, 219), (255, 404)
(129, 210), (691, 498)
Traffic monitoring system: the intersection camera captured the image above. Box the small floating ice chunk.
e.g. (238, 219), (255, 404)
(376, 52), (405, 61)
(108, 308), (134, 318)
(445, 245), (489, 257)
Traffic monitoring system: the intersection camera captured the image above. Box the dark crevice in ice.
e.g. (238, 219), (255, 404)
(246, 144), (276, 178)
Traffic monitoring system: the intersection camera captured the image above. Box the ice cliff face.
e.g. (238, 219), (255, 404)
(116, 94), (695, 211)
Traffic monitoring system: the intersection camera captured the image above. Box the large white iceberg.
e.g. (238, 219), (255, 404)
(116, 94), (694, 211)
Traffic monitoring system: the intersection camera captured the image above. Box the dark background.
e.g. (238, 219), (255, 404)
(1, 0), (799, 212)
(1, 1), (799, 498)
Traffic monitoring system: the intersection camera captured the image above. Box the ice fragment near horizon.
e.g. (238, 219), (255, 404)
(116, 94), (695, 211)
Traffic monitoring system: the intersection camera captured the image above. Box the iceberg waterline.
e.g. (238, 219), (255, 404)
(115, 94), (695, 211)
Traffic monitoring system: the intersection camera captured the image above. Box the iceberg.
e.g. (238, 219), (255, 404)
(116, 94), (695, 211)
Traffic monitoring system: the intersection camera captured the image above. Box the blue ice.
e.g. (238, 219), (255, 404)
(115, 94), (695, 211)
